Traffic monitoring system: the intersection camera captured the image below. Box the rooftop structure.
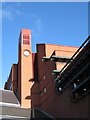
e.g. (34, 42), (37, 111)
(0, 89), (30, 119)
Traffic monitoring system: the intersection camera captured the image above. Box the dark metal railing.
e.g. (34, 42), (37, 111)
(57, 36), (90, 77)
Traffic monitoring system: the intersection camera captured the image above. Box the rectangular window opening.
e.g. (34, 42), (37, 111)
(23, 40), (30, 45)
(23, 35), (29, 39)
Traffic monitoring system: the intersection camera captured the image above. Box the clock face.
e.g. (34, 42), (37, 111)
(23, 50), (30, 56)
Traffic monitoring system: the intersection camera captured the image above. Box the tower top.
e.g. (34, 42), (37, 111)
(19, 29), (31, 46)
(21, 29), (31, 35)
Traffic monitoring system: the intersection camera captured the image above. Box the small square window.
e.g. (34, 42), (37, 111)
(23, 40), (30, 45)
(44, 87), (47, 93)
(43, 75), (45, 80)
(23, 35), (29, 39)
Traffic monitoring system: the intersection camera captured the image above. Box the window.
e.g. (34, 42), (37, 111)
(23, 35), (30, 44)
(44, 87), (47, 93)
(23, 40), (30, 45)
(43, 75), (45, 80)
(40, 75), (46, 84)
(23, 35), (29, 39)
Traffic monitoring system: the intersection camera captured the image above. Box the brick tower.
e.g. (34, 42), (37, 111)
(18, 29), (33, 108)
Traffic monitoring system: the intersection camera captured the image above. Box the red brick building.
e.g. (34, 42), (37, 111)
(4, 29), (90, 119)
